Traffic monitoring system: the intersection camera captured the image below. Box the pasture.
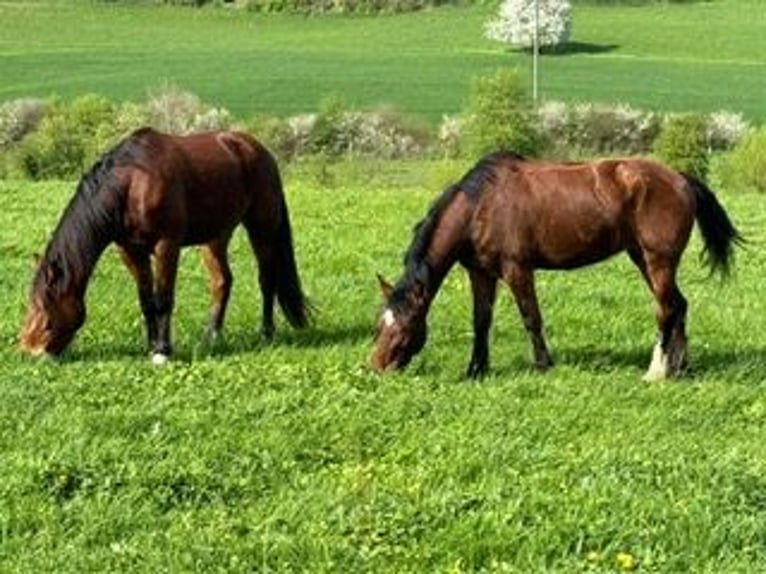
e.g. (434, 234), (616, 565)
(2, 161), (766, 571)
(1, 1), (766, 121)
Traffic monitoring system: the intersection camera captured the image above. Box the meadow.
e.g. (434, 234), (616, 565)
(2, 160), (766, 571)
(3, 0), (766, 571)
(1, 1), (766, 121)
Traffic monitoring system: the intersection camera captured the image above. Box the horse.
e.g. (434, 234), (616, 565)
(371, 152), (742, 381)
(20, 127), (310, 363)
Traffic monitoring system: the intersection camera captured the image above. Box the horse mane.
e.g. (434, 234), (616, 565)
(389, 151), (525, 308)
(34, 129), (154, 298)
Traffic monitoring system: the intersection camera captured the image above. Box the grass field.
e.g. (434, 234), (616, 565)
(2, 161), (766, 571)
(1, 1), (766, 121)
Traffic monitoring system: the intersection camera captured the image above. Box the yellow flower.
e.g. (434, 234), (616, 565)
(616, 551), (636, 571)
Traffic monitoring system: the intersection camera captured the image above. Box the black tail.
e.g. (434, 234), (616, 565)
(271, 163), (312, 329)
(684, 174), (743, 277)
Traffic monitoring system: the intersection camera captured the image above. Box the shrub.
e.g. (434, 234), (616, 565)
(706, 110), (750, 152)
(652, 113), (709, 180)
(538, 101), (660, 158)
(0, 98), (47, 150)
(146, 85), (231, 135)
(718, 126), (766, 193)
(485, 0), (572, 51)
(437, 114), (463, 158)
(15, 94), (116, 180)
(462, 68), (542, 157)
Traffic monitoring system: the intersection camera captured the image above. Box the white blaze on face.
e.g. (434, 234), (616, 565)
(383, 308), (396, 328)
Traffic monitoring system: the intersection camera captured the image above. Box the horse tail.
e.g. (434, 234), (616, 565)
(268, 156), (312, 329)
(684, 173), (743, 277)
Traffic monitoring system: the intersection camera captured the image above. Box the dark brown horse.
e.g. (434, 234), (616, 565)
(371, 152), (742, 380)
(20, 127), (310, 363)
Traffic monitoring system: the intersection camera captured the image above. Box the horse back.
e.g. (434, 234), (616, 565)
(471, 157), (694, 270)
(118, 129), (278, 247)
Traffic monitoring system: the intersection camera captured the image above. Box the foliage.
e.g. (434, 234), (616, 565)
(485, 0), (572, 51)
(146, 84), (232, 135)
(717, 126), (766, 193)
(234, 0), (457, 13)
(248, 99), (432, 161)
(706, 110), (750, 153)
(1, 170), (764, 572)
(0, 98), (47, 150)
(462, 68), (542, 157)
(652, 113), (709, 180)
(15, 94), (116, 180)
(538, 101), (660, 158)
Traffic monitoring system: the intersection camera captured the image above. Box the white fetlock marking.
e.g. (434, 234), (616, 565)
(643, 341), (669, 382)
(383, 308), (396, 328)
(152, 353), (169, 366)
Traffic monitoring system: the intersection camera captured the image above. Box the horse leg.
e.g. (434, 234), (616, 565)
(504, 263), (553, 370)
(466, 269), (497, 379)
(243, 223), (277, 340)
(117, 245), (157, 351)
(632, 249), (688, 381)
(151, 239), (181, 364)
(200, 237), (233, 343)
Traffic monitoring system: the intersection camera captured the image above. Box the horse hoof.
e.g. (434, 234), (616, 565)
(152, 353), (169, 366)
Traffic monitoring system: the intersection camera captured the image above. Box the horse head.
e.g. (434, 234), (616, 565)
(20, 257), (85, 357)
(370, 274), (428, 372)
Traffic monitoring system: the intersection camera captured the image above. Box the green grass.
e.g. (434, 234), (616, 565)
(2, 161), (766, 571)
(1, 1), (766, 121)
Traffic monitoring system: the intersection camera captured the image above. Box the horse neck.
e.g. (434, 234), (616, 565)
(407, 195), (473, 314)
(45, 193), (118, 299)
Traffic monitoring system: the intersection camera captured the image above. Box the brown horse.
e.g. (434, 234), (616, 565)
(371, 152), (742, 380)
(20, 127), (310, 363)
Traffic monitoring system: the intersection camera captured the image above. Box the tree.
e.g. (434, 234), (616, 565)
(485, 0), (572, 51)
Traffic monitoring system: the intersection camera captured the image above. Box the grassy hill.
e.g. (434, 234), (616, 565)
(1, 1), (766, 121)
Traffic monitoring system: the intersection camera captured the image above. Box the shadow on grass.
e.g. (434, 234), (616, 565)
(63, 321), (375, 363)
(517, 42), (619, 57)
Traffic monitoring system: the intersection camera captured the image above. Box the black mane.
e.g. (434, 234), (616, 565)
(389, 151), (525, 309)
(34, 129), (154, 298)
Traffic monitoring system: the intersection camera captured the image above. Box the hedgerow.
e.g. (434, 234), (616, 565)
(0, 82), (755, 182)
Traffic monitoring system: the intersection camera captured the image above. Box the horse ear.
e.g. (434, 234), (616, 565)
(377, 273), (393, 300)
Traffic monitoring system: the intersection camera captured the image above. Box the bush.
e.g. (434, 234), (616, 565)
(15, 94), (116, 180)
(718, 126), (766, 193)
(706, 110), (750, 153)
(462, 68), (542, 157)
(538, 101), (660, 158)
(146, 84), (231, 135)
(652, 113), (709, 180)
(0, 98), (47, 151)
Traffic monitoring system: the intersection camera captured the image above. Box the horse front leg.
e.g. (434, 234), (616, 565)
(117, 246), (157, 351)
(466, 269), (497, 379)
(151, 239), (180, 364)
(504, 263), (553, 370)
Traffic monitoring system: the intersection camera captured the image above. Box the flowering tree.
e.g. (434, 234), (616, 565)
(485, 0), (572, 51)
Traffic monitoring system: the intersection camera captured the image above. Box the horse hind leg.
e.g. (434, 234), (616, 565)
(242, 219), (277, 340)
(632, 249), (688, 381)
(200, 238), (233, 344)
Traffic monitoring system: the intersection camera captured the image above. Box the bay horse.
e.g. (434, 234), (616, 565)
(20, 127), (310, 363)
(371, 152), (742, 381)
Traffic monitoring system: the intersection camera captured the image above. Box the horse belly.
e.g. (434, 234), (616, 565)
(534, 224), (624, 269)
